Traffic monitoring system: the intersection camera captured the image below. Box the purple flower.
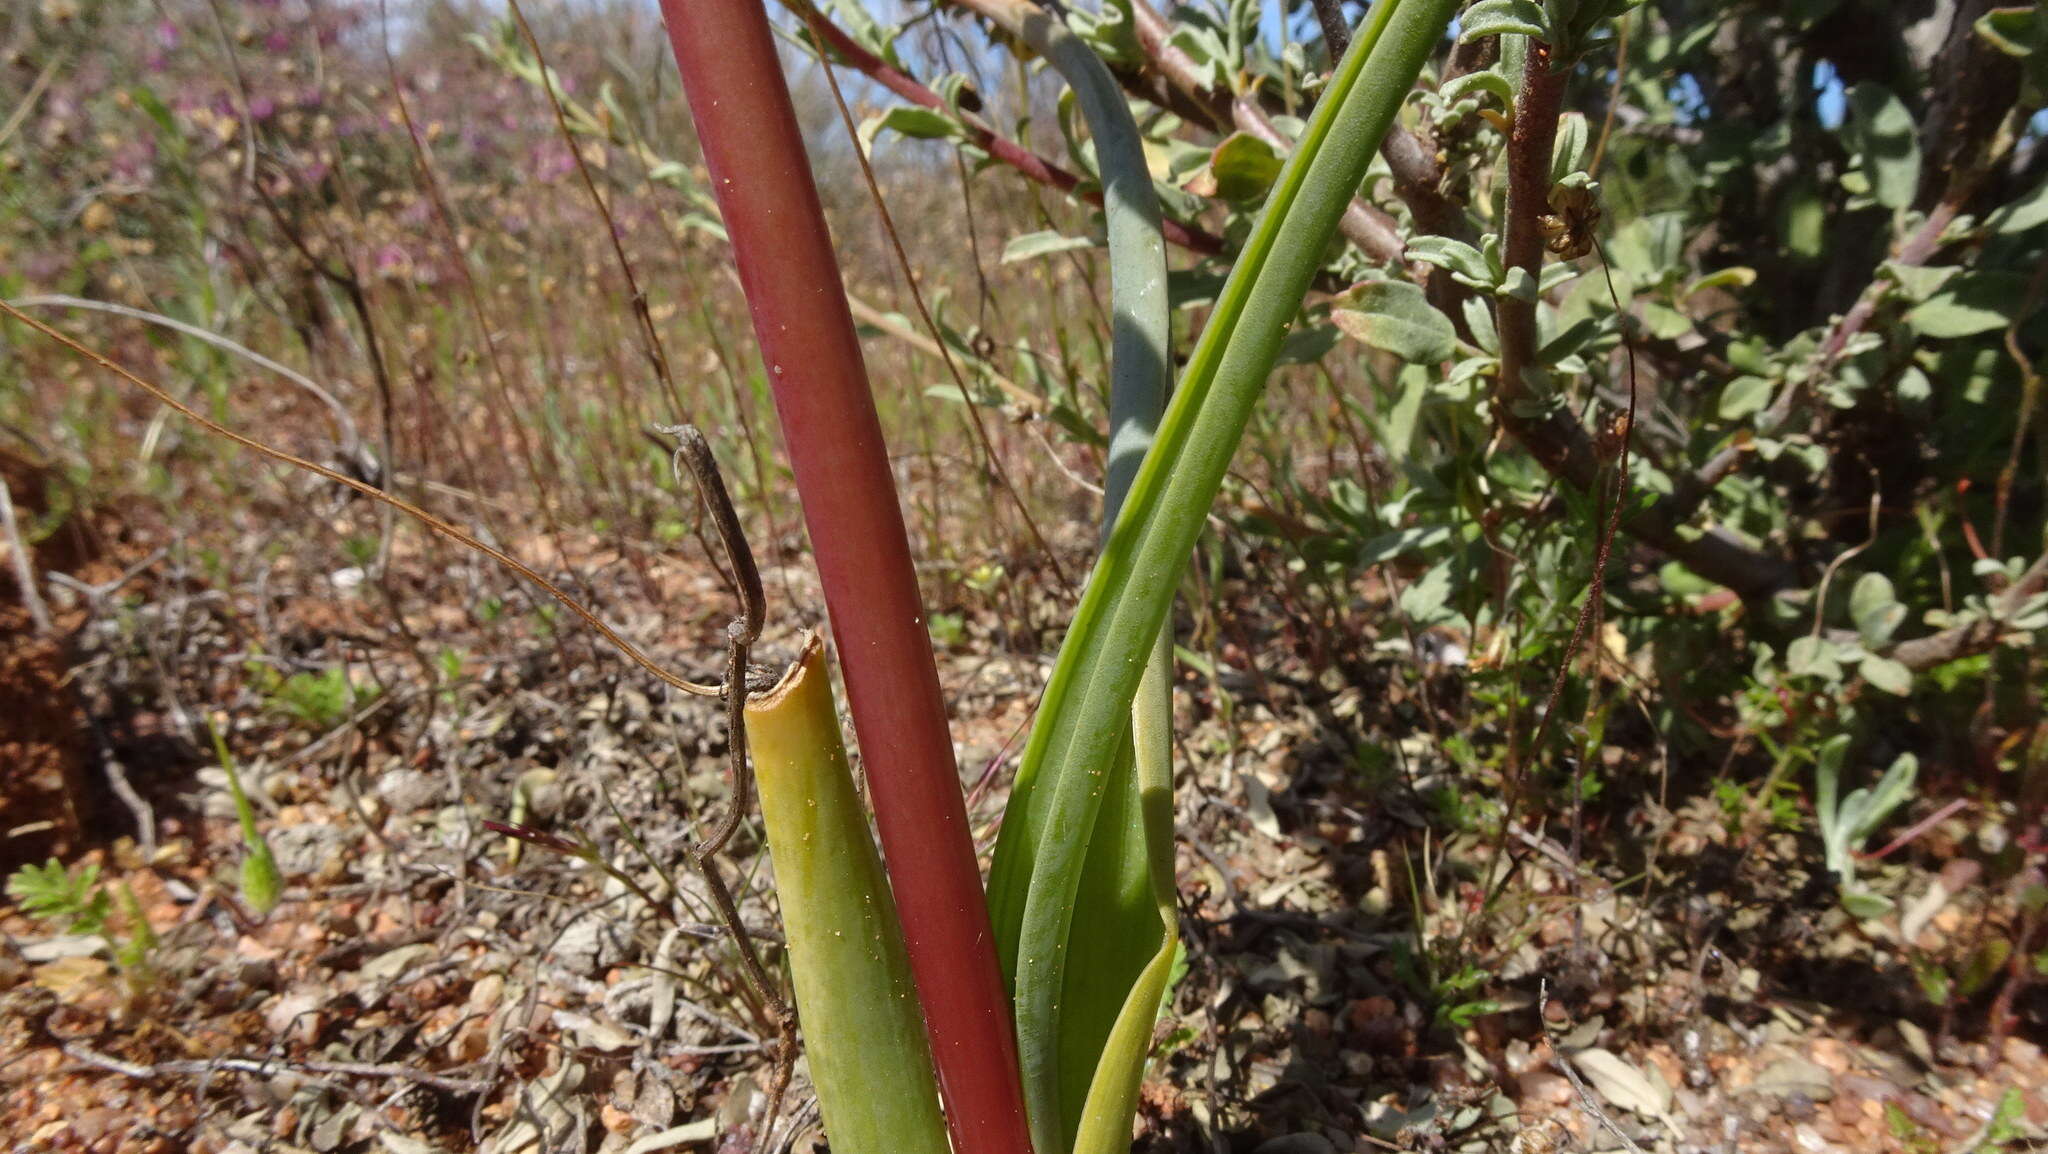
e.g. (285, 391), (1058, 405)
(110, 138), (158, 181)
(529, 141), (575, 183)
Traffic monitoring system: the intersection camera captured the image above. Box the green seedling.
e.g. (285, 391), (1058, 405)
(6, 858), (111, 935)
(1813, 733), (1919, 915)
(208, 719), (284, 916)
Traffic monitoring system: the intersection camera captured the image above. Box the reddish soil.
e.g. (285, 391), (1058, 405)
(0, 453), (97, 871)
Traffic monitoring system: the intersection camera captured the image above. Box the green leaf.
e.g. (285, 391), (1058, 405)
(1551, 113), (1589, 183)
(986, 3), (1460, 1150)
(1860, 654), (1913, 695)
(5, 859), (110, 935)
(1205, 132), (1284, 203)
(859, 105), (959, 148)
(1840, 888), (1896, 920)
(1958, 937), (2012, 996)
(1330, 281), (1458, 362)
(1002, 230), (1098, 263)
(1906, 273), (2025, 338)
(1976, 5), (2048, 58)
(1684, 267), (1757, 297)
(1849, 572), (1906, 646)
(1406, 236), (1494, 287)
(748, 640), (952, 1154)
(1399, 559), (1455, 621)
(1778, 180), (1827, 261)
(130, 85), (179, 140)
(1787, 635), (1843, 681)
(1885, 261), (1960, 303)
(1717, 375), (1774, 420)
(1844, 83), (1921, 211)
(1458, 0), (1547, 40)
(1440, 68), (1514, 106)
(1986, 175), (2048, 235)
(998, 10), (1177, 1148)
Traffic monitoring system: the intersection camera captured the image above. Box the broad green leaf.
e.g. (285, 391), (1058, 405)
(979, 7), (1174, 1151)
(1778, 180), (1826, 261)
(1844, 83), (1921, 211)
(1002, 230), (1098, 263)
(1975, 4), (2047, 59)
(986, 4), (1460, 1151)
(1331, 281), (1458, 362)
(747, 639), (951, 1154)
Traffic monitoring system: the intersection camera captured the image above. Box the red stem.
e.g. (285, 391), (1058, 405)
(656, 5), (1032, 1153)
(791, 0), (1225, 258)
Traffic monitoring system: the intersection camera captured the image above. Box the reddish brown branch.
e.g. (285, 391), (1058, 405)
(1888, 553), (2048, 670)
(1126, 0), (1414, 267)
(657, 3), (1034, 1151)
(1491, 43), (1793, 598)
(788, 0), (1225, 258)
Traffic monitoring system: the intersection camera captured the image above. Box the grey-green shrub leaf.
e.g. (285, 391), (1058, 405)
(1458, 0), (1547, 40)
(1988, 176), (2048, 235)
(1906, 275), (2021, 338)
(1440, 68), (1514, 106)
(1849, 572), (1906, 646)
(1550, 113), (1589, 182)
(1570, 1048), (1671, 1118)
(1844, 83), (1920, 211)
(1860, 654), (1913, 695)
(1786, 635), (1842, 680)
(1840, 888), (1896, 920)
(1717, 376), (1773, 421)
(861, 105), (959, 146)
(1331, 281), (1457, 362)
(1003, 230), (1097, 263)
(1408, 236), (1494, 287)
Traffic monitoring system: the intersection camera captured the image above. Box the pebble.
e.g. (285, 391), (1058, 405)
(1515, 1071), (1574, 1106)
